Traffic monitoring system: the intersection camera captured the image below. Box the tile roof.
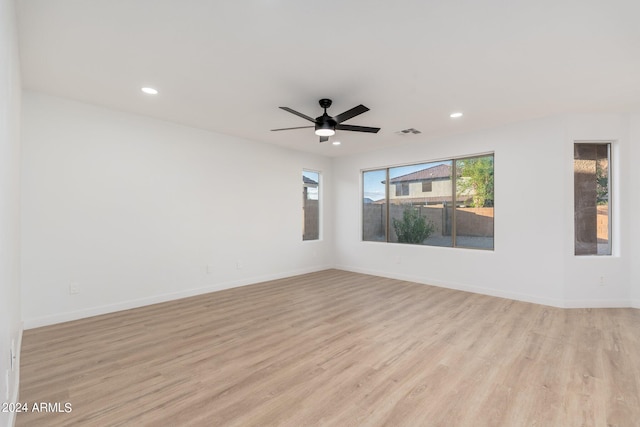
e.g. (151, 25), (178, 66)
(387, 164), (452, 183)
(303, 176), (318, 185)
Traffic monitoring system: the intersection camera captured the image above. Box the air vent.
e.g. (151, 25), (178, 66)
(395, 128), (422, 135)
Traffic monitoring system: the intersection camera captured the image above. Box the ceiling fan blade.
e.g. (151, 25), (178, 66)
(336, 124), (380, 133)
(319, 136), (329, 143)
(333, 104), (369, 124)
(279, 107), (316, 123)
(271, 126), (315, 131)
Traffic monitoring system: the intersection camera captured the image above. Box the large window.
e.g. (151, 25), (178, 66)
(362, 154), (494, 250)
(574, 143), (611, 255)
(303, 170), (320, 240)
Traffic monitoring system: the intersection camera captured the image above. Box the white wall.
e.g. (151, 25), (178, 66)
(0, 0), (22, 423)
(21, 92), (334, 328)
(334, 114), (638, 308)
(630, 114), (640, 308)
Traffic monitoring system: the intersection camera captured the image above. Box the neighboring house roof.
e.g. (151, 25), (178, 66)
(303, 176), (318, 185)
(373, 195), (472, 205)
(385, 164), (452, 184)
(363, 198), (375, 204)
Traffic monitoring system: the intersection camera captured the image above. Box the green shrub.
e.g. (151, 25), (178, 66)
(392, 207), (436, 244)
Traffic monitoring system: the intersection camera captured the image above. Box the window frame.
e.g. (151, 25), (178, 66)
(361, 152), (494, 251)
(573, 141), (612, 256)
(302, 169), (321, 241)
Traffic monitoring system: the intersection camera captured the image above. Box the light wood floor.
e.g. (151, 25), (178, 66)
(17, 270), (640, 426)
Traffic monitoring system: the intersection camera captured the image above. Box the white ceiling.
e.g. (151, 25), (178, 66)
(17, 0), (640, 157)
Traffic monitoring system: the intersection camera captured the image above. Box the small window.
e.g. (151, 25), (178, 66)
(422, 181), (432, 192)
(396, 183), (409, 196)
(574, 143), (611, 255)
(303, 170), (320, 240)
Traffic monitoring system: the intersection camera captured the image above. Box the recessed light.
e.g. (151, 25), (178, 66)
(332, 141), (341, 146)
(141, 87), (158, 95)
(450, 112), (463, 118)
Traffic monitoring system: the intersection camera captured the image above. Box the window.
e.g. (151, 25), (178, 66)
(396, 183), (409, 196)
(574, 143), (611, 255)
(363, 169), (387, 242)
(303, 170), (319, 240)
(362, 154), (494, 250)
(455, 156), (494, 249)
(388, 161), (453, 246)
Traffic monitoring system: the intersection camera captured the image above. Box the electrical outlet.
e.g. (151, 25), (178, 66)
(236, 260), (243, 270)
(599, 276), (606, 286)
(69, 281), (79, 295)
(206, 264), (212, 274)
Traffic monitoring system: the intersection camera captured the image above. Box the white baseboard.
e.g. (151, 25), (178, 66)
(336, 265), (640, 309)
(335, 264), (571, 308)
(563, 299), (634, 309)
(8, 324), (23, 427)
(23, 265), (332, 329)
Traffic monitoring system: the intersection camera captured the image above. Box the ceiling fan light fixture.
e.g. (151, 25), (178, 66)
(315, 129), (335, 137)
(315, 123), (335, 137)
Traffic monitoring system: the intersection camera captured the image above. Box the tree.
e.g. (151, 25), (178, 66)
(392, 206), (436, 244)
(596, 159), (608, 205)
(456, 157), (494, 207)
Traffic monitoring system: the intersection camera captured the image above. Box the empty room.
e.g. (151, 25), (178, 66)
(2, 0), (640, 426)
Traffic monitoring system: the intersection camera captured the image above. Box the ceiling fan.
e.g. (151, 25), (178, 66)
(271, 99), (380, 143)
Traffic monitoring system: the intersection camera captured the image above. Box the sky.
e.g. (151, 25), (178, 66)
(303, 170), (319, 200)
(363, 161), (451, 201)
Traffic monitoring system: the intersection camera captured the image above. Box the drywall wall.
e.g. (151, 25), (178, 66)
(333, 114), (637, 308)
(0, 0), (22, 424)
(630, 114), (640, 308)
(21, 92), (334, 328)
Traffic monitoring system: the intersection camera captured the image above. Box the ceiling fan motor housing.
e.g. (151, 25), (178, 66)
(315, 116), (337, 130)
(316, 99), (336, 131)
